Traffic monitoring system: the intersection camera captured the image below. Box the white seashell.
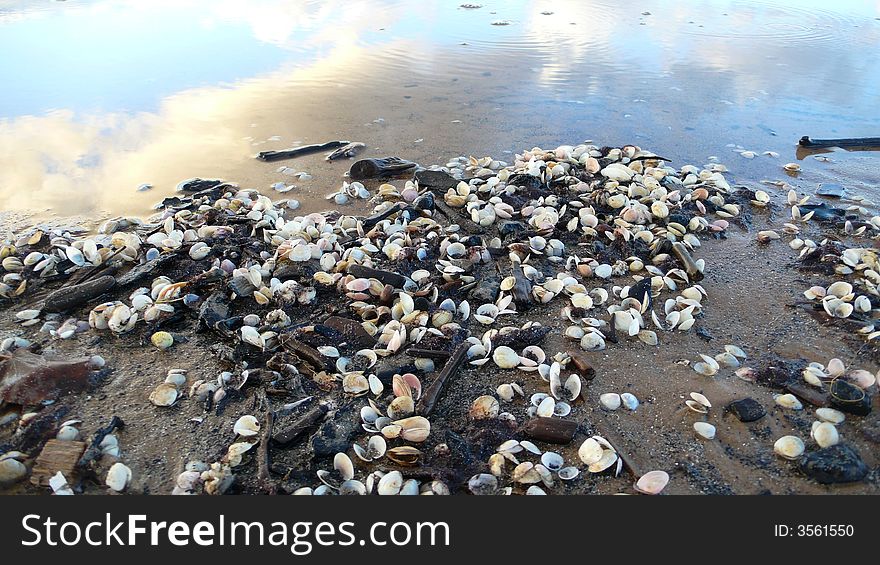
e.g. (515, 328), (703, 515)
(469, 395), (500, 420)
(693, 422), (716, 440)
(811, 422), (839, 448)
(233, 415), (260, 437)
(105, 462), (132, 492)
(774, 435), (805, 459)
(774, 394), (802, 410)
(149, 383), (179, 407)
(492, 346), (520, 369)
(815, 407), (845, 424)
(377, 471), (404, 495)
(599, 393), (621, 410)
(536, 396), (556, 418)
(621, 392), (639, 410)
(578, 438), (603, 465)
(634, 470), (669, 495)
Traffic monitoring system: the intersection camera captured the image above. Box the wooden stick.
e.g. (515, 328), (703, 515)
(417, 343), (468, 416)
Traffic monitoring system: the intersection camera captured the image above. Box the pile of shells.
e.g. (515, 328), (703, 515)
(4, 138), (875, 496)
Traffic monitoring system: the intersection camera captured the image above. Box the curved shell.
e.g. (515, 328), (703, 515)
(773, 435), (805, 459)
(233, 415), (260, 437)
(634, 470), (669, 495)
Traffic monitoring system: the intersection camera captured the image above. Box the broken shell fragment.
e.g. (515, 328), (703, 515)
(233, 415), (260, 437)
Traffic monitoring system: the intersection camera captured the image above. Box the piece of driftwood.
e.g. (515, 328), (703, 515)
(349, 157), (418, 180)
(326, 142), (365, 161)
(31, 439), (87, 486)
(417, 343), (468, 416)
(271, 402), (330, 445)
(347, 264), (407, 288)
(257, 140), (350, 162)
(520, 417), (578, 444)
(405, 348), (451, 360)
(799, 135), (880, 148)
(596, 427), (644, 478)
(671, 242), (704, 282)
(784, 382), (830, 407)
(42, 275), (116, 313)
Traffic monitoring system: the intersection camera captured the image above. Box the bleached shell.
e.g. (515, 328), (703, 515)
(394, 416), (431, 442)
(343, 373), (370, 395)
(388, 395), (415, 419)
(578, 438), (603, 465)
(634, 470), (669, 495)
(105, 462), (132, 492)
(811, 422), (839, 448)
(492, 346), (520, 368)
(536, 396), (556, 417)
(815, 408), (845, 424)
(0, 457), (27, 485)
(621, 392), (639, 410)
(334, 452), (355, 481)
(149, 383), (179, 407)
(587, 449), (619, 473)
(564, 374), (581, 401)
(377, 471), (404, 495)
(693, 422), (716, 440)
(540, 452), (564, 472)
(558, 466), (580, 480)
(599, 393), (621, 410)
(233, 415), (260, 437)
(689, 392), (711, 408)
(773, 435), (805, 459)
(150, 331), (174, 349)
(774, 394), (802, 410)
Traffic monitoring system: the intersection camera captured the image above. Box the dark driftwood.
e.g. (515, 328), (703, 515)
(417, 343), (468, 416)
(42, 275), (116, 313)
(347, 264), (407, 288)
(271, 403), (329, 445)
(349, 157), (418, 180)
(799, 136), (880, 148)
(784, 382), (830, 407)
(520, 417), (577, 444)
(257, 140), (350, 162)
(406, 348), (451, 360)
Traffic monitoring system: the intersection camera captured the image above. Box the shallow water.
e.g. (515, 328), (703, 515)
(1, 0), (879, 226)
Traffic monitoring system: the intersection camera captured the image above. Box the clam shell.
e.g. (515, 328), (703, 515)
(149, 383), (179, 407)
(621, 392), (639, 410)
(634, 470), (669, 495)
(577, 438), (603, 465)
(773, 435), (805, 459)
(492, 346), (520, 369)
(105, 462), (132, 492)
(377, 471), (404, 495)
(774, 394), (802, 410)
(815, 407), (845, 424)
(693, 422), (716, 440)
(599, 393), (621, 411)
(811, 422), (839, 448)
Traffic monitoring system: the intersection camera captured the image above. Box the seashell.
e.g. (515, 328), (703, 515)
(343, 373), (370, 395)
(578, 438), (603, 465)
(388, 395), (415, 419)
(774, 394), (802, 410)
(558, 466), (579, 480)
(149, 383), (179, 407)
(377, 471), (404, 495)
(773, 435), (805, 459)
(621, 392), (639, 410)
(689, 392), (711, 409)
(634, 470), (669, 495)
(587, 449), (618, 473)
(56, 425), (80, 441)
(334, 452), (355, 481)
(492, 346), (520, 369)
(339, 480), (366, 495)
(233, 415), (260, 437)
(469, 395), (500, 420)
(386, 446), (422, 466)
(150, 331), (174, 350)
(0, 455), (28, 486)
(468, 473), (498, 495)
(693, 422), (716, 440)
(815, 407), (845, 424)
(540, 452), (564, 472)
(536, 396), (556, 418)
(394, 416), (431, 442)
(599, 393), (621, 410)
(105, 462), (132, 492)
(811, 422), (839, 448)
